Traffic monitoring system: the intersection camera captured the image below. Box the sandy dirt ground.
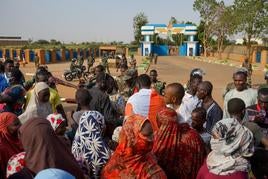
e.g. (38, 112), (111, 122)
(20, 56), (265, 112)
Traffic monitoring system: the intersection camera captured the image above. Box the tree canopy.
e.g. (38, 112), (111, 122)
(133, 12), (148, 45)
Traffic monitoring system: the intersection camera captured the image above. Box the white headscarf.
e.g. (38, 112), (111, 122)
(19, 82), (52, 123)
(207, 118), (254, 175)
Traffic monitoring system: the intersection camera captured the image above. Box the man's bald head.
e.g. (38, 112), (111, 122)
(164, 83), (185, 105)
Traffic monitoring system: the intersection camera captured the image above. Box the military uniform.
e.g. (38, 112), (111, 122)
(77, 55), (84, 67)
(87, 56), (95, 72)
(34, 55), (39, 68)
(242, 62), (253, 85)
(101, 56), (110, 74)
(152, 81), (165, 95)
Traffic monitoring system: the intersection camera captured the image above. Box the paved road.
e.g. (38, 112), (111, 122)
(150, 56), (264, 106)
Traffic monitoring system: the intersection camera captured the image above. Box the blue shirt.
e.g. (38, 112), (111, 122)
(0, 74), (9, 93)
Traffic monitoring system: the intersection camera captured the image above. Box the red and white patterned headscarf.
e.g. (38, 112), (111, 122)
(46, 113), (66, 131)
(6, 152), (26, 178)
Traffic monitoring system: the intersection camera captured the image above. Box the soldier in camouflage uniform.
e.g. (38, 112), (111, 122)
(87, 54), (95, 72)
(149, 69), (165, 95)
(77, 55), (84, 67)
(101, 53), (110, 74)
(115, 64), (128, 93)
(242, 58), (253, 86)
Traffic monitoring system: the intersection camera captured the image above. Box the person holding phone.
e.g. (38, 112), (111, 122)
(247, 88), (268, 134)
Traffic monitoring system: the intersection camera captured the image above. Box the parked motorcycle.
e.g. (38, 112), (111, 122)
(64, 65), (88, 81)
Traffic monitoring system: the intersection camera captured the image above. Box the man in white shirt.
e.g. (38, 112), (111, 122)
(223, 70), (257, 118)
(125, 74), (165, 132)
(179, 74), (202, 124)
(163, 83), (185, 123)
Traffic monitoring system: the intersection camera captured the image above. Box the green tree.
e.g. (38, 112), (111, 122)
(133, 12), (148, 45)
(213, 2), (236, 59)
(193, 0), (218, 56)
(169, 16), (177, 25)
(233, 0), (268, 61)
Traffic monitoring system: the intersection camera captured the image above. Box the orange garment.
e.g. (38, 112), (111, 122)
(125, 89), (165, 131)
(0, 112), (23, 179)
(153, 107), (206, 179)
(101, 115), (166, 179)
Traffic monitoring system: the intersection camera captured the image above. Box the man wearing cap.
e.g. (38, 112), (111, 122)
(223, 70), (257, 118)
(121, 68), (138, 100)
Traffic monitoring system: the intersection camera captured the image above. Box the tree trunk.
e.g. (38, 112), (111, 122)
(203, 29), (208, 57)
(247, 35), (252, 63)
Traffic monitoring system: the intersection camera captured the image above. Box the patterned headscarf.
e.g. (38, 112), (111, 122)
(207, 118), (254, 175)
(72, 111), (111, 177)
(46, 113), (66, 131)
(6, 152), (26, 178)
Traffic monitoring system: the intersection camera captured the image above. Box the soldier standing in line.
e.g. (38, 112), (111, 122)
(129, 54), (137, 69)
(87, 54), (95, 72)
(101, 53), (110, 74)
(34, 53), (40, 68)
(149, 69), (165, 95)
(242, 57), (253, 86)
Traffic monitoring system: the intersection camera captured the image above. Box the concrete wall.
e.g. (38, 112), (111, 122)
(212, 45), (268, 64)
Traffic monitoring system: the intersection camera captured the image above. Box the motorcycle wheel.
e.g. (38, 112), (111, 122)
(64, 72), (73, 81)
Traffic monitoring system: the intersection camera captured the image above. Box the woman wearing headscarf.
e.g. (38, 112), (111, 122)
(47, 113), (71, 149)
(0, 68), (26, 116)
(19, 82), (52, 124)
(0, 112), (23, 179)
(8, 118), (84, 179)
(7, 113), (70, 178)
(197, 118), (254, 179)
(153, 107), (206, 179)
(6, 152), (26, 178)
(72, 111), (111, 178)
(101, 115), (167, 179)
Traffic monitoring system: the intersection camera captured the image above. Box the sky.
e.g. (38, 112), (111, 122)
(0, 0), (233, 43)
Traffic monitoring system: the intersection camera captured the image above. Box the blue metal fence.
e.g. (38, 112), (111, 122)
(29, 50), (35, 62)
(152, 45), (168, 56)
(45, 51), (51, 63)
(65, 50), (70, 60)
(5, 49), (10, 59)
(73, 51), (77, 59)
(179, 44), (187, 56)
(56, 50), (61, 61)
(256, 51), (261, 63)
